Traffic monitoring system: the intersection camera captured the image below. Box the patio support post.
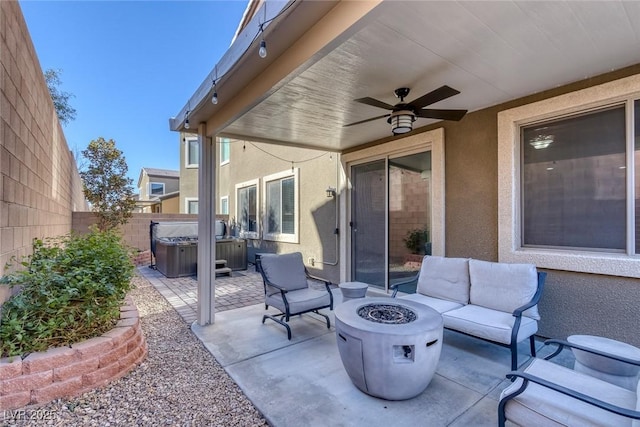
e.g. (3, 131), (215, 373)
(197, 123), (216, 325)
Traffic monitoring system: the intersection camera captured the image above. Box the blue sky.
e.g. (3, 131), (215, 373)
(19, 0), (248, 186)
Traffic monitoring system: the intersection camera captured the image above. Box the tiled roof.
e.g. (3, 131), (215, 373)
(142, 167), (180, 178)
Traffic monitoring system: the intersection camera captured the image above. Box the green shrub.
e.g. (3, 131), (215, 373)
(0, 229), (134, 357)
(403, 228), (430, 254)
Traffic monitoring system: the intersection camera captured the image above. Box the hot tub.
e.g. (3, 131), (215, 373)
(334, 297), (443, 400)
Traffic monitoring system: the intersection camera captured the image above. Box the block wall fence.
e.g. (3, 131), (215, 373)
(1, 1), (86, 303)
(72, 213), (228, 266)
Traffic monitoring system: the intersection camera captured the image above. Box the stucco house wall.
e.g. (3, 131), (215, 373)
(137, 168), (179, 213)
(411, 64), (640, 346)
(225, 141), (340, 282)
(179, 133), (199, 213)
(1, 1), (86, 303)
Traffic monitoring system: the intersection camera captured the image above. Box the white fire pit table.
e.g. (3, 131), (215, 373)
(335, 297), (443, 400)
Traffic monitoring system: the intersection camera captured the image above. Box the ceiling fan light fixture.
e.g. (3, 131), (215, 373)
(388, 110), (415, 135)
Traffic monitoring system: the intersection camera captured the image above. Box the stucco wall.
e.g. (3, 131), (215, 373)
(413, 64), (640, 346)
(226, 141), (340, 282)
(160, 194), (179, 214)
(0, 1), (86, 303)
(178, 133), (199, 213)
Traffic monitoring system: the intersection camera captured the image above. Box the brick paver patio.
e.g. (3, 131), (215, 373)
(138, 265), (265, 324)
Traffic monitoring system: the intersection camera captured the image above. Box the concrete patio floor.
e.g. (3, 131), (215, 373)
(138, 266), (573, 427)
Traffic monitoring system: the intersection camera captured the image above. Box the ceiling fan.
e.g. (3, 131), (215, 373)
(344, 85), (467, 135)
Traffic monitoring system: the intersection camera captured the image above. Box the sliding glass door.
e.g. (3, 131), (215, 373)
(351, 160), (386, 287)
(351, 151), (432, 291)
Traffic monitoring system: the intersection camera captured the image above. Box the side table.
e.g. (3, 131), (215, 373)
(567, 334), (640, 391)
(338, 281), (369, 302)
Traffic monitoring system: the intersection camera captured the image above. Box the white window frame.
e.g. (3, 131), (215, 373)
(235, 178), (260, 239)
(148, 182), (164, 196)
(220, 196), (229, 215)
(262, 169), (299, 243)
(185, 197), (199, 214)
(220, 138), (230, 166)
(185, 137), (199, 168)
(498, 73), (640, 278)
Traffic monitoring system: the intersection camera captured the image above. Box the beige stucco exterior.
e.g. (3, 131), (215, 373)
(137, 168), (180, 213)
(405, 64), (640, 345)
(178, 6), (640, 344)
(179, 133), (199, 213)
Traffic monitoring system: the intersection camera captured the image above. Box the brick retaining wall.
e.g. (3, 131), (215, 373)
(0, 297), (147, 410)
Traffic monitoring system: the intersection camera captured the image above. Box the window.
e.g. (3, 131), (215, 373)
(220, 138), (230, 165)
(149, 182), (164, 196)
(185, 137), (199, 168)
(498, 74), (640, 278)
(220, 196), (229, 215)
(236, 179), (259, 239)
(263, 169), (299, 243)
(186, 198), (198, 214)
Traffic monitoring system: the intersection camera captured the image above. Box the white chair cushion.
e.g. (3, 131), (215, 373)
(416, 256), (470, 304)
(501, 358), (636, 427)
(443, 305), (537, 345)
(260, 252), (308, 291)
(399, 293), (464, 314)
(468, 259), (540, 320)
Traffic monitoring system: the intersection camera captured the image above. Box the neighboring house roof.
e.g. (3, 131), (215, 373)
(137, 167), (180, 187)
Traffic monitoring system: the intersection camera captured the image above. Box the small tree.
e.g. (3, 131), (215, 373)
(80, 138), (136, 231)
(44, 68), (77, 126)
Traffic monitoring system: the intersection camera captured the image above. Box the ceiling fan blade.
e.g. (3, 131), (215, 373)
(408, 85), (460, 109)
(354, 97), (395, 110)
(344, 114), (391, 127)
(415, 109), (468, 121)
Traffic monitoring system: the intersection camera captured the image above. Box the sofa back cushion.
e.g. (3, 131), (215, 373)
(260, 252), (308, 291)
(417, 256), (470, 304)
(469, 259), (540, 319)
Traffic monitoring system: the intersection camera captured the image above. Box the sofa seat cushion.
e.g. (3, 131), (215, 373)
(501, 358), (635, 427)
(443, 305), (537, 345)
(399, 293), (464, 314)
(416, 256), (470, 304)
(266, 288), (331, 315)
(469, 259), (540, 320)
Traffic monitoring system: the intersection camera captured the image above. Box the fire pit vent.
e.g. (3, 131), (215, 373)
(357, 303), (416, 324)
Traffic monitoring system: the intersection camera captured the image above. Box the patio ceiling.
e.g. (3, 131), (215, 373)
(173, 0), (640, 153)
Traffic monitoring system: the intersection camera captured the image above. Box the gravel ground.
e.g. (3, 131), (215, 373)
(2, 274), (269, 427)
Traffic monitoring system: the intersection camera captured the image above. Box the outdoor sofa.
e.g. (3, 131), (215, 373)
(392, 256), (546, 370)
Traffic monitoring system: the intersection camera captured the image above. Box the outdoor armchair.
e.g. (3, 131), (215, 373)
(499, 339), (640, 426)
(256, 252), (334, 339)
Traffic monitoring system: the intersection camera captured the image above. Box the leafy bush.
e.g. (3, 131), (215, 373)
(403, 228), (430, 254)
(0, 229), (134, 357)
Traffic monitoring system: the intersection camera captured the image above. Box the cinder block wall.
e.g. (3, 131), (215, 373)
(72, 213), (199, 252)
(1, 1), (87, 303)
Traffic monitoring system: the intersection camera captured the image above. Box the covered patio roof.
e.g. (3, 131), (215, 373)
(169, 0), (640, 326)
(171, 0), (640, 152)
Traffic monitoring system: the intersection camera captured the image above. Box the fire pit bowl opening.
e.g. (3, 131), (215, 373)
(335, 297), (443, 400)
